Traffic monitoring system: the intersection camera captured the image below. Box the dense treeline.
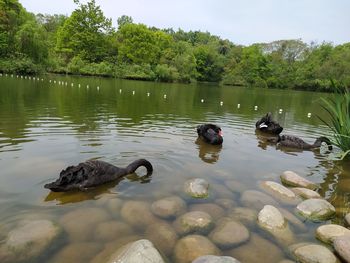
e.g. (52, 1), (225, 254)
(0, 0), (349, 91)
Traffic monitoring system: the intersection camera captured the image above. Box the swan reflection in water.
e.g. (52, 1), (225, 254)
(195, 138), (222, 164)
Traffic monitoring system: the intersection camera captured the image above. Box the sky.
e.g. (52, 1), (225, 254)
(19, 0), (350, 46)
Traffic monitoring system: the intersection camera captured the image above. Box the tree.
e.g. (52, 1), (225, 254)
(117, 15), (133, 29)
(56, 0), (114, 62)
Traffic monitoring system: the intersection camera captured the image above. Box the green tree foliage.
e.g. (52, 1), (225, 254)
(56, 0), (114, 62)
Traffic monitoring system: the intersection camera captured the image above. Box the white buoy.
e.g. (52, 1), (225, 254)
(237, 103), (241, 108)
(49, 80), (51, 83)
(54, 80), (56, 83)
(279, 109), (283, 114)
(65, 82), (67, 86)
(164, 94), (167, 99)
(78, 84), (81, 88)
(201, 99), (204, 103)
(71, 83), (74, 87)
(119, 89), (122, 93)
(132, 90), (135, 95)
(307, 113), (312, 118)
(220, 101), (223, 106)
(147, 92), (150, 96)
(254, 105), (258, 111)
(87, 85), (89, 89)
(97, 86), (100, 91)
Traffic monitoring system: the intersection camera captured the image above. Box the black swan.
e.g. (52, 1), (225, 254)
(255, 112), (283, 135)
(44, 159), (153, 192)
(269, 135), (332, 150)
(197, 124), (223, 145)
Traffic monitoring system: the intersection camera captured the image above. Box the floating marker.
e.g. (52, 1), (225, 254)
(71, 83), (74, 87)
(201, 99), (204, 103)
(78, 84), (81, 87)
(132, 90), (135, 95)
(97, 86), (100, 91)
(220, 101), (223, 106)
(254, 105), (258, 111)
(147, 92), (150, 96)
(307, 112), (312, 118)
(119, 89), (122, 93)
(237, 103), (241, 108)
(54, 80), (56, 83)
(279, 109), (283, 114)
(87, 85), (89, 89)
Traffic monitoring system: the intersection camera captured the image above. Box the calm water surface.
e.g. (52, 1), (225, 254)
(0, 74), (349, 262)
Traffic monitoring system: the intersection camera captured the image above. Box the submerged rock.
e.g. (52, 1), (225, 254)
(209, 217), (250, 249)
(290, 187), (321, 199)
(173, 211), (214, 235)
(333, 235), (350, 263)
(189, 203), (225, 220)
(240, 190), (279, 210)
(174, 235), (220, 263)
(316, 224), (350, 244)
(293, 244), (337, 263)
(94, 221), (133, 242)
(227, 207), (257, 227)
(145, 222), (178, 256)
(193, 255), (241, 263)
(345, 213), (350, 226)
(261, 181), (300, 205)
(104, 239), (165, 263)
(49, 242), (102, 263)
(296, 199), (335, 221)
(184, 178), (210, 198)
(151, 196), (186, 219)
(0, 220), (61, 263)
(257, 205), (295, 245)
(280, 171), (317, 190)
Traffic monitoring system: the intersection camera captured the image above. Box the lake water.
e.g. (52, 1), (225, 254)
(0, 74), (349, 262)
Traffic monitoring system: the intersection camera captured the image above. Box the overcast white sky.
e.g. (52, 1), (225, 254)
(19, 0), (350, 46)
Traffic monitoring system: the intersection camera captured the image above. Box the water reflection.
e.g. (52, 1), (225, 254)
(195, 138), (222, 164)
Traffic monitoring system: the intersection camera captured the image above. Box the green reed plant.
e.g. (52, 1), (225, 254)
(320, 83), (350, 159)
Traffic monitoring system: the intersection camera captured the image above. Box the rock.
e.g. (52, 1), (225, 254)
(184, 178), (210, 198)
(333, 235), (350, 263)
(49, 242), (102, 263)
(293, 244), (337, 263)
(278, 260), (296, 263)
(261, 181), (300, 205)
(209, 217), (250, 249)
(173, 211), (214, 235)
(227, 207), (257, 227)
(174, 235), (220, 263)
(257, 205), (295, 245)
(211, 184), (235, 199)
(280, 171), (317, 190)
(296, 199), (335, 221)
(121, 201), (160, 230)
(225, 180), (249, 194)
(215, 198), (237, 210)
(0, 220), (61, 263)
(290, 187), (321, 199)
(345, 213), (350, 226)
(227, 233), (284, 263)
(278, 207), (307, 232)
(240, 190), (279, 210)
(60, 207), (110, 242)
(151, 196), (186, 219)
(189, 203), (225, 220)
(145, 222), (178, 256)
(316, 224), (350, 244)
(193, 255), (241, 263)
(94, 221), (133, 242)
(106, 198), (123, 216)
(104, 239), (165, 263)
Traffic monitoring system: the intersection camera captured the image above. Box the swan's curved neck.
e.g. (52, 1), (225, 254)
(126, 159), (153, 174)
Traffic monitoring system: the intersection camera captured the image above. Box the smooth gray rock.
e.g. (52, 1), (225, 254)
(184, 178), (210, 198)
(151, 196), (186, 219)
(240, 190), (279, 210)
(290, 187), (321, 199)
(0, 220), (61, 263)
(257, 205), (295, 245)
(280, 171), (317, 190)
(296, 199), (335, 221)
(193, 255), (241, 263)
(174, 235), (220, 263)
(145, 222), (178, 256)
(261, 181), (300, 205)
(173, 211), (214, 235)
(333, 235), (350, 263)
(105, 239), (165, 263)
(209, 217), (250, 249)
(293, 244), (337, 263)
(316, 224), (350, 244)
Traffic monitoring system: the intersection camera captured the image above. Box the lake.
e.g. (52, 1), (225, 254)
(0, 74), (349, 262)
